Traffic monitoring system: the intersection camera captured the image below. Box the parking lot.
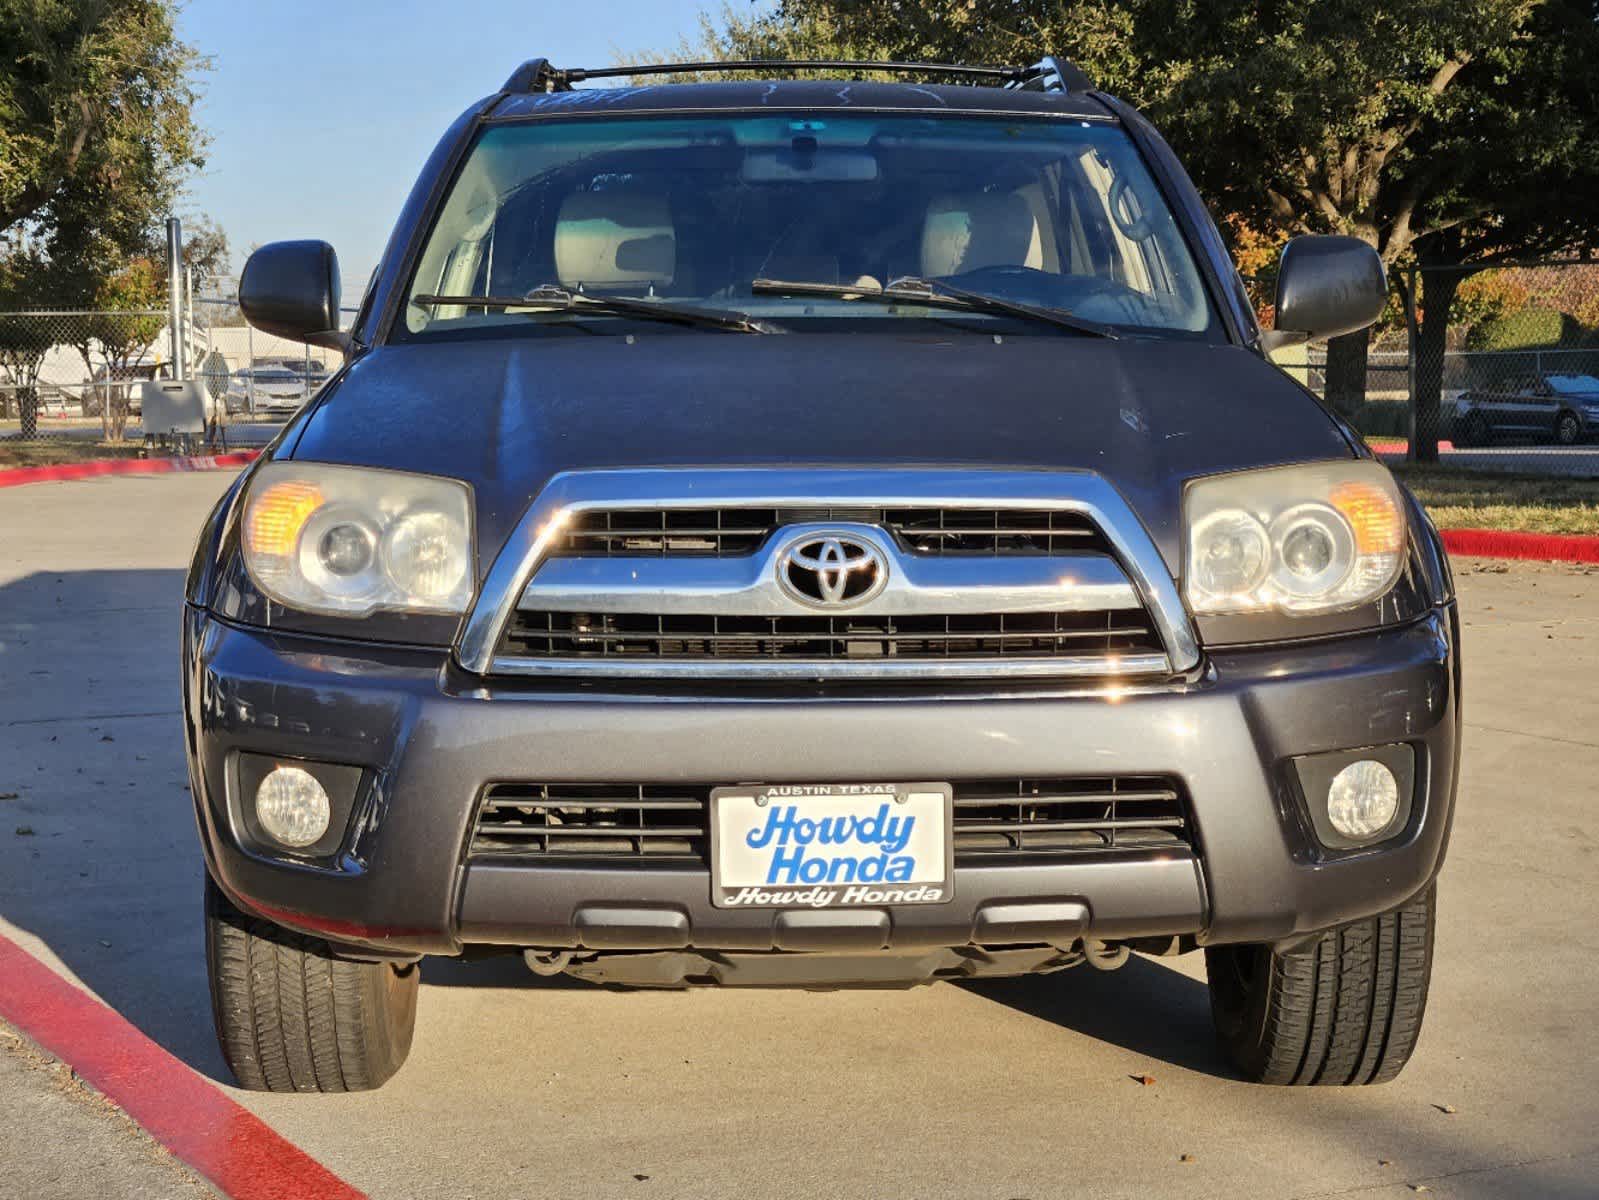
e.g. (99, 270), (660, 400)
(2, 470), (1597, 1200)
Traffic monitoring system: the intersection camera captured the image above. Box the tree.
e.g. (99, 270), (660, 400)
(61, 217), (228, 441)
(2, 1), (210, 439)
(76, 257), (165, 440)
(1, 0), (206, 239)
(682, 0), (1599, 457)
(0, 245), (56, 435)
(182, 216), (231, 295)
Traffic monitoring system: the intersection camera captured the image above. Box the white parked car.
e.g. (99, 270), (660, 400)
(226, 366), (315, 418)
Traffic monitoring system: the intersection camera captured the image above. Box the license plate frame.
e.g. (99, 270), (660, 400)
(709, 783), (953, 909)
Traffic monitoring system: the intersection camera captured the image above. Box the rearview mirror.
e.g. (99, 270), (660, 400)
(239, 240), (346, 352)
(740, 147), (879, 183)
(1268, 235), (1387, 346)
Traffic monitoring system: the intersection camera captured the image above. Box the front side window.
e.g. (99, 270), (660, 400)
(400, 113), (1218, 340)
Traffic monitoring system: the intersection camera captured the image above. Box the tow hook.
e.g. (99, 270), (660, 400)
(1082, 939), (1131, 971)
(523, 949), (575, 976)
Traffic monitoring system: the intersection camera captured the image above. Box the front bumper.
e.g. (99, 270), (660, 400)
(183, 605), (1460, 959)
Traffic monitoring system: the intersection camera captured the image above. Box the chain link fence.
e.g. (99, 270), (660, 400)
(0, 291), (339, 453)
(0, 309), (175, 443)
(1255, 259), (1599, 479)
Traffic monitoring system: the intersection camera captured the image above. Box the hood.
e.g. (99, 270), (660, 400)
(289, 333), (1354, 573)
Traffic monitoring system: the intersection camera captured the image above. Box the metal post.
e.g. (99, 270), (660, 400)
(1402, 266), (1419, 463)
(185, 265), (194, 377)
(166, 217), (186, 379)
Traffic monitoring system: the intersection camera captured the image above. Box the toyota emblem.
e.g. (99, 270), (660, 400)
(778, 534), (888, 607)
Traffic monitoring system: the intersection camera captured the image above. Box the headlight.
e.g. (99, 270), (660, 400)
(1184, 461), (1405, 615)
(242, 462), (474, 616)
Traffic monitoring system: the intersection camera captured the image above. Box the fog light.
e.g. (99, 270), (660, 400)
(255, 765), (331, 848)
(1326, 760), (1400, 840)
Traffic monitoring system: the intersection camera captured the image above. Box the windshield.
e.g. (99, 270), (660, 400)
(400, 113), (1218, 340)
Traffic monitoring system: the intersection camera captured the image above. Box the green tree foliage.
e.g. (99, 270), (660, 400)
(1466, 307), (1573, 351)
(74, 256), (165, 439)
(689, 1), (1596, 260)
(680, 0), (1599, 454)
(2, 1), (214, 437)
(0, 0), (207, 243)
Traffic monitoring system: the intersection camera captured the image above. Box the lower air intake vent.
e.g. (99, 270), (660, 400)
(468, 777), (1189, 862)
(949, 777), (1189, 855)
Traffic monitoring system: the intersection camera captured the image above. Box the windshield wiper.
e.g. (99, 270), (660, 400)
(750, 275), (1119, 339)
(411, 286), (783, 334)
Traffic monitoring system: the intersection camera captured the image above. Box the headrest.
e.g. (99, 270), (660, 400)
(554, 192), (675, 288)
(920, 191), (1043, 278)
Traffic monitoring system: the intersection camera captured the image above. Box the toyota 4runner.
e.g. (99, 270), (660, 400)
(185, 55), (1458, 1092)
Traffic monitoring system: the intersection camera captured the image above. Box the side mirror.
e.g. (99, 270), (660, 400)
(1267, 235), (1387, 347)
(239, 240), (346, 351)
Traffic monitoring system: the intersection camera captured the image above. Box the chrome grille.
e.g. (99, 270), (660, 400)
(501, 609), (1163, 661)
(555, 506), (1108, 558)
(460, 468), (1203, 681)
(468, 777), (1190, 862)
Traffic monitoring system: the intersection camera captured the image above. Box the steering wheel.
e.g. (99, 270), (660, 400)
(1108, 175), (1156, 241)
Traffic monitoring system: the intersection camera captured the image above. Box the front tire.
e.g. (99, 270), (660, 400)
(1205, 884), (1434, 1085)
(204, 877), (418, 1092)
(1555, 412), (1582, 446)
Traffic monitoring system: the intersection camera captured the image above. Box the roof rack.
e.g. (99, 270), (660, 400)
(1007, 56), (1096, 94)
(501, 56), (1094, 96)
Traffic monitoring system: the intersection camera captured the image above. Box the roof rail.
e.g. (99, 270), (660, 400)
(501, 58), (572, 93)
(500, 57), (1098, 94)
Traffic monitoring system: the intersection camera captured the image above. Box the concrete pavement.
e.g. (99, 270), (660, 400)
(0, 1029), (210, 1199)
(1, 471), (1597, 1199)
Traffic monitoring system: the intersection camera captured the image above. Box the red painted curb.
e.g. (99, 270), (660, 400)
(1370, 440), (1456, 454)
(1440, 527), (1599, 564)
(0, 934), (366, 1200)
(0, 450), (259, 489)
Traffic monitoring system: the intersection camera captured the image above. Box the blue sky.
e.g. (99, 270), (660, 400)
(176, 1), (767, 291)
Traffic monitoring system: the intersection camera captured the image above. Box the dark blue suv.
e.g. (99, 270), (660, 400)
(185, 56), (1457, 1091)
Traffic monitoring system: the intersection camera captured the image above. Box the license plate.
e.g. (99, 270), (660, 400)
(710, 783), (952, 908)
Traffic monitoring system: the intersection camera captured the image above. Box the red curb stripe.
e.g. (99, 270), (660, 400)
(1441, 527), (1599, 564)
(1369, 440), (1457, 454)
(0, 934), (366, 1200)
(0, 450), (259, 489)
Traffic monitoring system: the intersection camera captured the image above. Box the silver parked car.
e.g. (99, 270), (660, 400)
(1452, 372), (1599, 446)
(226, 363), (325, 418)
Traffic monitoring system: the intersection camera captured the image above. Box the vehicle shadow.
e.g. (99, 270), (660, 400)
(422, 954), (590, 989)
(0, 568), (232, 1079)
(961, 953), (1236, 1078)
(425, 945), (1238, 1079)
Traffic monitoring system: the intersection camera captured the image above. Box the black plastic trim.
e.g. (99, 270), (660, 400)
(1289, 743), (1417, 854)
(229, 751), (371, 867)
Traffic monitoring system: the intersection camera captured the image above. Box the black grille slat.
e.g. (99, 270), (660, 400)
(950, 777), (1187, 854)
(468, 777), (1189, 863)
(468, 783), (710, 859)
(552, 507), (1109, 558)
(502, 609), (1162, 661)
